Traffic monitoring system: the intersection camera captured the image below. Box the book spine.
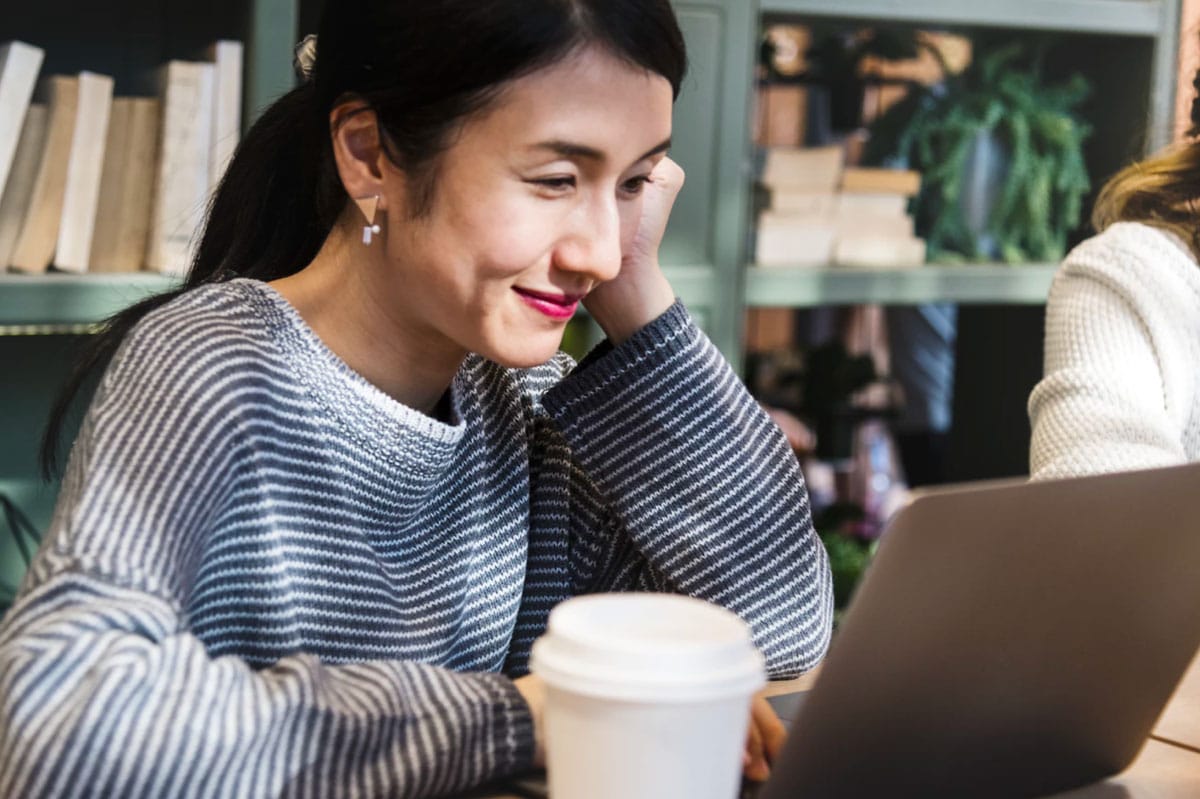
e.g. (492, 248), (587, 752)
(0, 104), (47, 267)
(147, 61), (215, 276)
(10, 76), (79, 273)
(0, 42), (45, 203)
(208, 40), (243, 194)
(54, 71), (114, 272)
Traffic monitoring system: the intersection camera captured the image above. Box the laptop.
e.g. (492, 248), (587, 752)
(501, 462), (1200, 798)
(759, 461), (1200, 798)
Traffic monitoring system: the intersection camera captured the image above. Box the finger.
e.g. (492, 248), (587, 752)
(744, 709), (769, 782)
(650, 156), (685, 196)
(752, 695), (788, 762)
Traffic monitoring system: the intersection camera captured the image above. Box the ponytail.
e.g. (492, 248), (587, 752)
(40, 81), (344, 479)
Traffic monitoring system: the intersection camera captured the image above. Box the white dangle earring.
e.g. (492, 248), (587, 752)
(354, 194), (383, 245)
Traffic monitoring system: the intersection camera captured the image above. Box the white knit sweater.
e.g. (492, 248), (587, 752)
(1029, 221), (1200, 480)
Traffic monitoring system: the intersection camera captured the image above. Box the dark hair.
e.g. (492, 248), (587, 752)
(41, 0), (687, 478)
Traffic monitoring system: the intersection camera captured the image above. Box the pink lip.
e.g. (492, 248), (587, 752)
(514, 288), (583, 321)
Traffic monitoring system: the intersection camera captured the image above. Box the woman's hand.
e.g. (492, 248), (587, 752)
(513, 673), (547, 767)
(582, 157), (685, 344)
(515, 674), (787, 782)
(744, 691), (788, 783)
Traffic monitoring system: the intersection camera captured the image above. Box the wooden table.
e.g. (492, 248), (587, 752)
(475, 650), (1200, 798)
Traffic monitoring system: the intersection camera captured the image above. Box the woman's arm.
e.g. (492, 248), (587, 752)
(1029, 224), (1197, 480)
(0, 313), (534, 799)
(0, 564), (533, 798)
(542, 303), (834, 679)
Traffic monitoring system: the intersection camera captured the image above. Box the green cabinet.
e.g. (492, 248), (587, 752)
(662, 0), (758, 365)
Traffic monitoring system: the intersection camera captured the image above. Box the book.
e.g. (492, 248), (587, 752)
(146, 60), (216, 276)
(757, 85), (806, 147)
(837, 192), (911, 218)
(207, 40), (243, 193)
(762, 145), (844, 193)
(0, 42), (44, 204)
(745, 308), (796, 353)
(9, 76), (80, 273)
(834, 235), (927, 268)
(89, 98), (160, 272)
(840, 167), (921, 197)
(0, 104), (47, 268)
(755, 210), (837, 268)
(54, 71), (114, 272)
(768, 189), (838, 217)
(835, 212), (914, 239)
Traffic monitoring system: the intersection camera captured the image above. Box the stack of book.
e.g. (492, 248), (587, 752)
(755, 145), (925, 269)
(0, 39), (243, 277)
(834, 167), (925, 268)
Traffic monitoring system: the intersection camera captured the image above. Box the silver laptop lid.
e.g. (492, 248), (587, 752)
(762, 462), (1200, 798)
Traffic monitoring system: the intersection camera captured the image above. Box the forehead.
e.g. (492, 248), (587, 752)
(464, 45), (674, 162)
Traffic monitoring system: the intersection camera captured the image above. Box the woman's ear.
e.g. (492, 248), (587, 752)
(330, 103), (390, 207)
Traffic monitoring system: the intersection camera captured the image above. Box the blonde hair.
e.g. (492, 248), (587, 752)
(1092, 139), (1200, 261)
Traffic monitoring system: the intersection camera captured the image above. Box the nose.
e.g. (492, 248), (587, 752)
(553, 193), (623, 284)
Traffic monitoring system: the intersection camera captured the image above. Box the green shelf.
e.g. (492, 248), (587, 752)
(760, 0), (1165, 36)
(0, 265), (1061, 330)
(744, 263), (1059, 307)
(0, 274), (178, 331)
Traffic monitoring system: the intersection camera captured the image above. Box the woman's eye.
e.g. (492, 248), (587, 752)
(531, 176), (576, 192)
(620, 175), (653, 196)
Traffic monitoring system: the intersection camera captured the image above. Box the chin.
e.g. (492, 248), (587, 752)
(484, 334), (564, 369)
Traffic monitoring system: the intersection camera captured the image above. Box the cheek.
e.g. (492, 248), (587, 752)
(462, 203), (561, 277)
(620, 198), (644, 250)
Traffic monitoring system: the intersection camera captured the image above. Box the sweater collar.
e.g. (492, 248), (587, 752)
(234, 279), (468, 477)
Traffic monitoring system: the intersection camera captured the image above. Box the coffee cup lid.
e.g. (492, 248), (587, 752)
(530, 593), (766, 703)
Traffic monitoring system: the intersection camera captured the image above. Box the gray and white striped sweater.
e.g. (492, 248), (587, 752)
(0, 279), (834, 798)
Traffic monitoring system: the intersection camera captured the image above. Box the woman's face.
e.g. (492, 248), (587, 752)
(378, 44), (675, 368)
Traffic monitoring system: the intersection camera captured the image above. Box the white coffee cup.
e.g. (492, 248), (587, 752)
(529, 593), (766, 799)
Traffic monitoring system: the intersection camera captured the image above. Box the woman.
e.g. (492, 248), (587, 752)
(1029, 69), (1200, 481)
(0, 1), (833, 796)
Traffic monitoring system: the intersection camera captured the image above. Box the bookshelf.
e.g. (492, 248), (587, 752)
(0, 0), (300, 560)
(662, 0), (1179, 481)
(745, 264), (1059, 307)
(650, 0), (1181, 366)
(0, 0), (1179, 337)
(0, 273), (175, 331)
(759, 0), (1181, 163)
(0, 0), (1183, 537)
(667, 0), (1180, 338)
(761, 0), (1166, 36)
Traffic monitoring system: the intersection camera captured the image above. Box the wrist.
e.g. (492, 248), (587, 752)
(513, 674), (546, 767)
(585, 269), (676, 345)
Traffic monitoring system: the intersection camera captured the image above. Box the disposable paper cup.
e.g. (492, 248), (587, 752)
(530, 593), (766, 799)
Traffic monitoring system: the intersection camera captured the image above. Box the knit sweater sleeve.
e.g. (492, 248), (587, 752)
(1029, 222), (1199, 480)
(0, 323), (533, 798)
(541, 301), (834, 678)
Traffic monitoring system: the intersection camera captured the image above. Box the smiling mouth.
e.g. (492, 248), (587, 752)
(513, 287), (585, 321)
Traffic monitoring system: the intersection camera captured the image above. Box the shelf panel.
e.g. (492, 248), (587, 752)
(760, 0), (1165, 36)
(0, 269), (725, 330)
(662, 264), (722, 308)
(0, 264), (1059, 325)
(745, 264), (1059, 306)
(0, 273), (179, 330)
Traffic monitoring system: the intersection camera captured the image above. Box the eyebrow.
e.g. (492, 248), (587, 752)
(531, 138), (672, 165)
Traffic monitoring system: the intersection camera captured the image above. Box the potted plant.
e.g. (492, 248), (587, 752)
(864, 42), (1092, 263)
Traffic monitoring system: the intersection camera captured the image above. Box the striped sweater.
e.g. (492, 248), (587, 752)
(0, 279), (834, 798)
